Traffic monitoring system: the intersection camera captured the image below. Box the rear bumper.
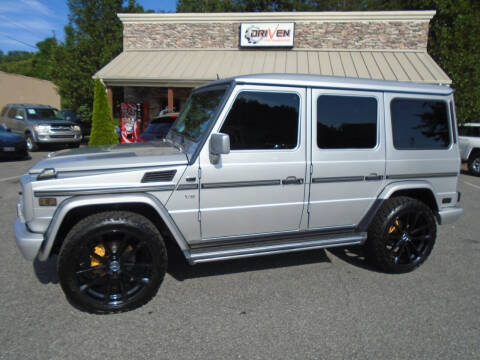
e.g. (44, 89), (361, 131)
(14, 219), (44, 261)
(438, 206), (463, 225)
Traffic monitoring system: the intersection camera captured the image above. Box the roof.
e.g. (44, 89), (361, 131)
(95, 48), (451, 87)
(117, 10), (436, 23)
(198, 73), (453, 95)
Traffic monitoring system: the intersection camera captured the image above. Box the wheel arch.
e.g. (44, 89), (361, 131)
(357, 181), (440, 232)
(38, 193), (189, 261)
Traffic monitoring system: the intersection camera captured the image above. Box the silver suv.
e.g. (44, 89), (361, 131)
(14, 74), (463, 314)
(0, 104), (82, 151)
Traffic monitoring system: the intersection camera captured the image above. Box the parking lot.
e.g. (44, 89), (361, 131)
(0, 150), (479, 360)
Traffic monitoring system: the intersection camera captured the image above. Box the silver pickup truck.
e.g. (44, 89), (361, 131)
(14, 74), (463, 314)
(458, 122), (480, 176)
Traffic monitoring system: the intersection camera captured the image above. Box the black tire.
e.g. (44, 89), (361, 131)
(58, 211), (167, 314)
(468, 152), (480, 176)
(367, 196), (436, 273)
(25, 133), (38, 151)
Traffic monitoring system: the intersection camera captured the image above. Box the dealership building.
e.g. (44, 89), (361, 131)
(95, 10), (451, 121)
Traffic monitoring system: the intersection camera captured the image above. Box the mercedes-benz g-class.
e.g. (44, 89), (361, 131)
(14, 74), (463, 313)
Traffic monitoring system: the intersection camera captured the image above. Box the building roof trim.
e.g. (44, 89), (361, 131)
(118, 10), (436, 24)
(94, 48), (451, 86)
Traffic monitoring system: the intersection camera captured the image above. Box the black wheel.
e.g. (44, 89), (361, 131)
(367, 197), (436, 273)
(25, 133), (38, 151)
(468, 152), (480, 176)
(58, 211), (167, 314)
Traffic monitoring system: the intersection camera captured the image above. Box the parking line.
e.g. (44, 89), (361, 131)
(0, 175), (18, 182)
(462, 180), (480, 190)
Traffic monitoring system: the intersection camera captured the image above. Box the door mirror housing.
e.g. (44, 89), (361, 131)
(209, 133), (230, 164)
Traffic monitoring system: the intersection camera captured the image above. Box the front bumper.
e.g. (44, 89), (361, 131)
(438, 206), (463, 225)
(14, 219), (44, 260)
(36, 134), (82, 144)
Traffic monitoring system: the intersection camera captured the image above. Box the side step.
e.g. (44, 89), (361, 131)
(186, 231), (367, 265)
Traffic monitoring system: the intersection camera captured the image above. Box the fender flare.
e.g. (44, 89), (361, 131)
(37, 192), (189, 261)
(378, 180), (438, 203)
(356, 180), (438, 232)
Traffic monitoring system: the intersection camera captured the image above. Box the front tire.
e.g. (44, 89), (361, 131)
(468, 152), (480, 176)
(367, 197), (437, 273)
(58, 211), (167, 314)
(25, 133), (38, 151)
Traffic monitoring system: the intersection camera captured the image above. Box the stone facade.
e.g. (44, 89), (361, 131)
(124, 21), (429, 50)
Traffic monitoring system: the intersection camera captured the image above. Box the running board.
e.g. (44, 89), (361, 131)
(186, 232), (367, 265)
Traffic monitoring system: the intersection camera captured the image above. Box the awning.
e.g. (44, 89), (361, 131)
(95, 48), (451, 87)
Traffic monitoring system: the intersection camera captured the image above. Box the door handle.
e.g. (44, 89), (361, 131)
(282, 176), (304, 185)
(365, 173), (383, 181)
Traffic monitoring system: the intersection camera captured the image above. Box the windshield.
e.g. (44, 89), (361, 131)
(26, 108), (63, 120)
(170, 86), (227, 142)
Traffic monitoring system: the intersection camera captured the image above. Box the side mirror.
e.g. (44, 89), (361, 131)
(209, 133), (230, 164)
(15, 115), (24, 120)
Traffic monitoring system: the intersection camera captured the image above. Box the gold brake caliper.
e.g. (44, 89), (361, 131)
(90, 244), (106, 267)
(388, 219), (400, 234)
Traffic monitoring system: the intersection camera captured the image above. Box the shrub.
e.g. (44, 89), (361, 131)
(88, 79), (118, 146)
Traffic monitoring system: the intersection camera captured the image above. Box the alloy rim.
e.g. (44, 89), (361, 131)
(385, 210), (433, 266)
(74, 228), (153, 307)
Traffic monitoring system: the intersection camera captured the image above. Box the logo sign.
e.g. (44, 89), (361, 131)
(240, 22), (294, 48)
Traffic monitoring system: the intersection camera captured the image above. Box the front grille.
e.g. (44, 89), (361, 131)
(142, 170), (177, 183)
(50, 124), (73, 132)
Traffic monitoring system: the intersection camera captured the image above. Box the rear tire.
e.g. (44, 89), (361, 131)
(58, 211), (167, 314)
(367, 197), (436, 273)
(468, 152), (480, 176)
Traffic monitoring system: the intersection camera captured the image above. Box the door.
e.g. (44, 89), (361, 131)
(308, 89), (385, 230)
(199, 85), (307, 240)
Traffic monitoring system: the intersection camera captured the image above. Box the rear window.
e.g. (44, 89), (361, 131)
(317, 95), (378, 149)
(391, 98), (450, 150)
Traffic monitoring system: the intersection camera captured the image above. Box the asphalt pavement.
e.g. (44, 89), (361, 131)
(0, 150), (479, 360)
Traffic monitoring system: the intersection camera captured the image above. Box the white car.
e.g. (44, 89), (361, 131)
(458, 122), (480, 176)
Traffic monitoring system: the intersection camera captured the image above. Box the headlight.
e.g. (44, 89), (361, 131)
(73, 125), (81, 132)
(33, 125), (50, 133)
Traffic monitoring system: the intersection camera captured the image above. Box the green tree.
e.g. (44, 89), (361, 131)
(367, 0), (480, 123)
(53, 0), (145, 116)
(89, 79), (119, 146)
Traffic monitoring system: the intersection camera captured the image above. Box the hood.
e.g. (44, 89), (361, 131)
(29, 141), (187, 175)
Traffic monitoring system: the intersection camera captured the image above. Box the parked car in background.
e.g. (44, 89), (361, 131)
(138, 112), (179, 142)
(0, 124), (28, 159)
(59, 109), (91, 138)
(0, 104), (82, 151)
(458, 122), (480, 176)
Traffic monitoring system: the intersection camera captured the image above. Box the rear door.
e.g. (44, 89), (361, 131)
(309, 89), (386, 230)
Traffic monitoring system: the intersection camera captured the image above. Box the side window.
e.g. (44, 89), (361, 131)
(391, 98), (450, 150)
(1, 107), (7, 116)
(7, 108), (17, 118)
(317, 95), (377, 149)
(16, 109), (25, 120)
(220, 91), (299, 150)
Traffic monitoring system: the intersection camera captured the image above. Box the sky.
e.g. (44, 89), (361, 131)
(0, 0), (177, 53)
